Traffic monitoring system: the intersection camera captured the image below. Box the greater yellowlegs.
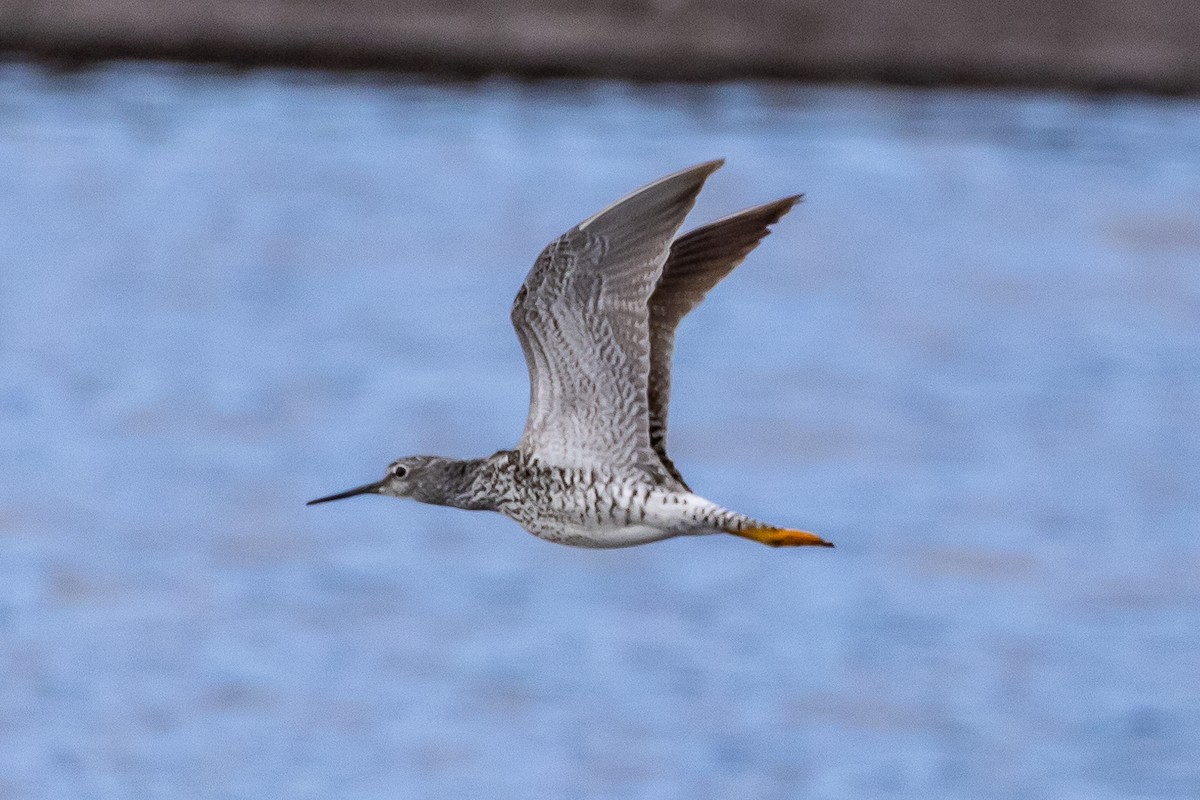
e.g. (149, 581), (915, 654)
(309, 160), (833, 549)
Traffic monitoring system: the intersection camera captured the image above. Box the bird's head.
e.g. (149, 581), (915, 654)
(307, 455), (459, 506)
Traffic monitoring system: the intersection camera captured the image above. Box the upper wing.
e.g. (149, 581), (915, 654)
(647, 195), (803, 487)
(511, 160), (723, 476)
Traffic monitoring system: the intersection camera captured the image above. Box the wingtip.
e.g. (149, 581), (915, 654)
(687, 157), (725, 169)
(752, 194), (804, 225)
(576, 159), (725, 232)
(695, 193), (805, 230)
(657, 159), (725, 185)
(761, 193), (805, 214)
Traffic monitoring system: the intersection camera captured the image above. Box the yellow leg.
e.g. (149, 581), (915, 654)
(731, 526), (835, 548)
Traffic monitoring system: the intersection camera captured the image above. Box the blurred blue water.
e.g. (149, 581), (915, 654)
(1, 62), (1199, 799)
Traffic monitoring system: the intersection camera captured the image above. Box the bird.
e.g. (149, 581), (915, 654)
(308, 160), (833, 549)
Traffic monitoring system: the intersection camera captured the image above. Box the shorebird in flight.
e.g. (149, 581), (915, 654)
(309, 160), (832, 549)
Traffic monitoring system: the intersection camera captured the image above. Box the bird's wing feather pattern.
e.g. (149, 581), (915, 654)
(647, 195), (803, 487)
(511, 160), (723, 476)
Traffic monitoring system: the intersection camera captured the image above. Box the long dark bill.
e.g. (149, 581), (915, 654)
(306, 481), (383, 505)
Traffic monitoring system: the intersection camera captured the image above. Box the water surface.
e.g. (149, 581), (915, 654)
(1, 63), (1199, 799)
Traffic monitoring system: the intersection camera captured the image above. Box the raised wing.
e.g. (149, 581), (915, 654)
(511, 160), (723, 476)
(647, 195), (803, 487)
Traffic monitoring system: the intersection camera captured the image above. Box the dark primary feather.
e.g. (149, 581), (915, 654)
(511, 160), (724, 476)
(647, 195), (803, 487)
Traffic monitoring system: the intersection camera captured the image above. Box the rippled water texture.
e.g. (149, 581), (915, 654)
(2, 63), (1198, 798)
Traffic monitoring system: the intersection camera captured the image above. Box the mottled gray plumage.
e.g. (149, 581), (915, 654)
(309, 162), (832, 549)
(511, 160), (721, 480)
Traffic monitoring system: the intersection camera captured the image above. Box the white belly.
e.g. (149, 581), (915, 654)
(501, 483), (728, 549)
(526, 521), (675, 548)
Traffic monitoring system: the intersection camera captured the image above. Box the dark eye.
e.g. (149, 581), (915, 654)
(391, 465), (408, 478)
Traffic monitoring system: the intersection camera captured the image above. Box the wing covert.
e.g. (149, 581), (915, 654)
(510, 160), (724, 476)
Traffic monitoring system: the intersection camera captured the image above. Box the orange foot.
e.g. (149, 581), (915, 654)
(731, 526), (835, 548)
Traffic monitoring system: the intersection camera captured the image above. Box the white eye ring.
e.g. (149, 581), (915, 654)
(391, 465), (408, 479)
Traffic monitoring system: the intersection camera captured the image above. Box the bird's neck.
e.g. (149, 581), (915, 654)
(415, 457), (497, 512)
